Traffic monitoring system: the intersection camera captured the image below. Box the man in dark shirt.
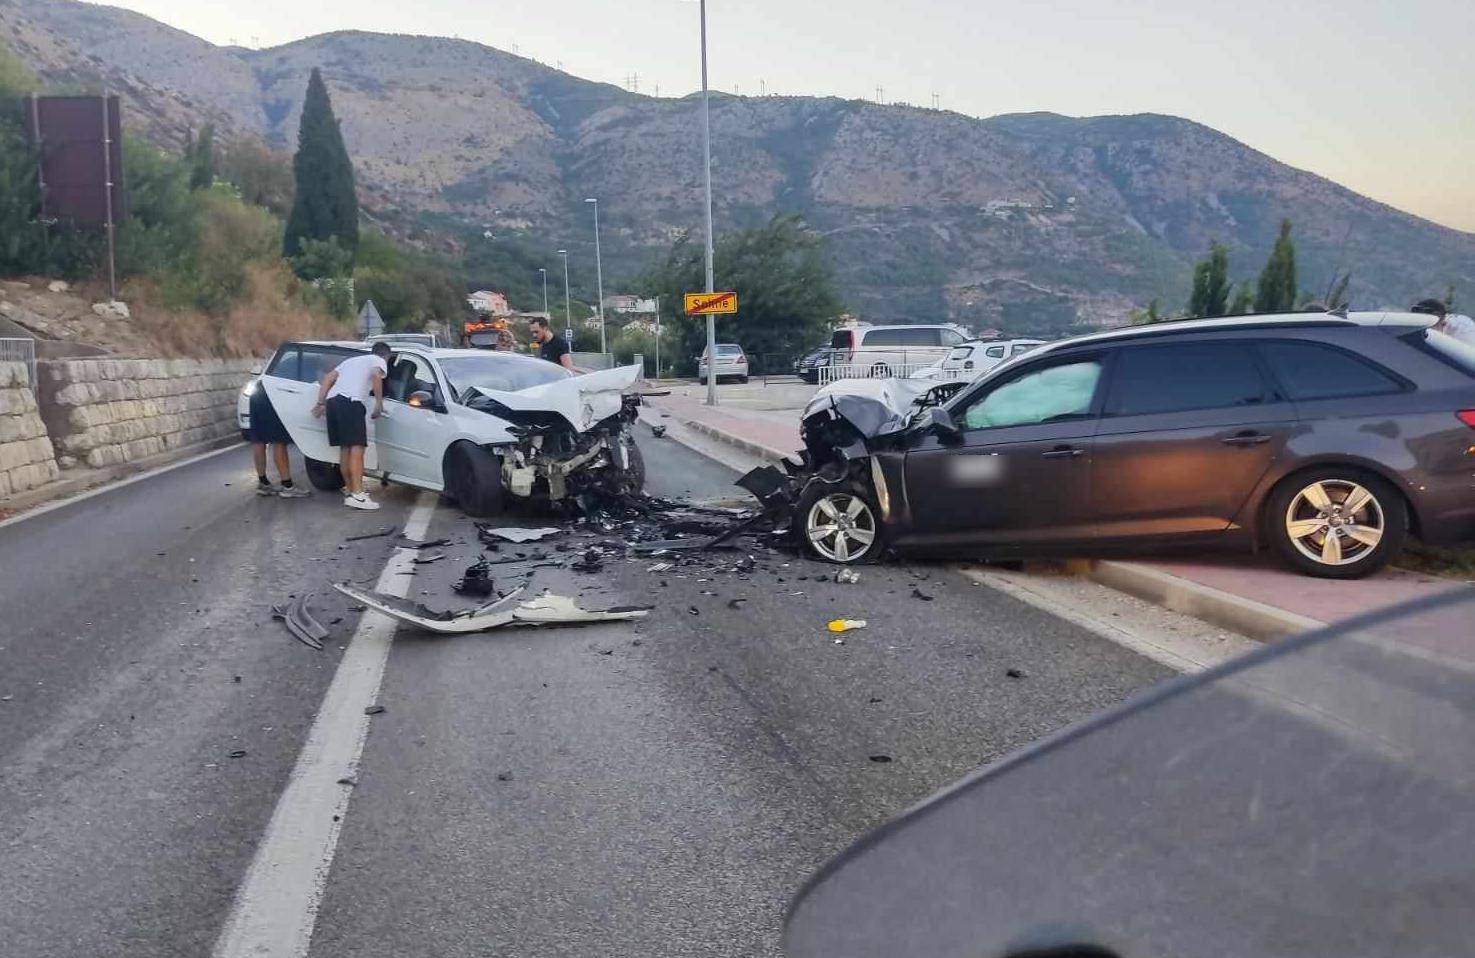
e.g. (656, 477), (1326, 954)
(529, 316), (573, 369)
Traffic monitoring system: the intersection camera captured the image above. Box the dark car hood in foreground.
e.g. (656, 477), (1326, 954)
(785, 591), (1475, 958)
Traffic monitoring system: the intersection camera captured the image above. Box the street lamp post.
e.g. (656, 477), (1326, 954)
(699, 0), (718, 405)
(557, 249), (572, 344)
(584, 198), (607, 358)
(538, 268), (549, 319)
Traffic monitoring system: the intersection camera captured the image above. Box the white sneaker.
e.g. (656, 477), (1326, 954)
(256, 481), (281, 496)
(277, 484), (310, 499)
(343, 492), (380, 511)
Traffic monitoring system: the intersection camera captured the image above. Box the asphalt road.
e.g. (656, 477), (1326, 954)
(0, 433), (1172, 958)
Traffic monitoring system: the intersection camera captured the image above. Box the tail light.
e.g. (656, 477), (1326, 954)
(1458, 410), (1475, 428)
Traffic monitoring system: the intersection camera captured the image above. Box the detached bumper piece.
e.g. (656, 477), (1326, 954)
(334, 583), (649, 635)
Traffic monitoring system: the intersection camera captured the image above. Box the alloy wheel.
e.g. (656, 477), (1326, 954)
(1284, 478), (1385, 567)
(805, 493), (877, 563)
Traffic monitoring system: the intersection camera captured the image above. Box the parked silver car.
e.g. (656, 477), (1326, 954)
(698, 343), (750, 384)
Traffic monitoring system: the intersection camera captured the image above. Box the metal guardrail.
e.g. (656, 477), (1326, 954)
(819, 362), (964, 385)
(0, 338), (37, 389)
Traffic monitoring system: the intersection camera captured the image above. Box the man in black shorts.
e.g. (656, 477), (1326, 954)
(247, 382), (307, 497)
(312, 342), (390, 511)
(529, 316), (573, 369)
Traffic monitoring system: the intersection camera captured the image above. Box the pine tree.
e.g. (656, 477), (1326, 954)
(188, 123), (215, 190)
(1253, 219), (1297, 313)
(1186, 241), (1231, 318)
(283, 68), (358, 264)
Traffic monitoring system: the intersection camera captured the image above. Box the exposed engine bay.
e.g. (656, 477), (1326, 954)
(466, 391), (644, 502)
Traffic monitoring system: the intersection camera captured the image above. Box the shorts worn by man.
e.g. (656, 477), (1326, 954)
(247, 386), (307, 497)
(313, 342), (390, 511)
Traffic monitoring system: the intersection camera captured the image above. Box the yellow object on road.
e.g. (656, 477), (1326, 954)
(827, 619), (867, 633)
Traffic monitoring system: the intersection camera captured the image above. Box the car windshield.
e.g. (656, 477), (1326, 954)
(439, 354), (571, 401)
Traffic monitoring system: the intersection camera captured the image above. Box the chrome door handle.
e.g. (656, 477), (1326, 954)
(1221, 432), (1271, 446)
(1042, 446), (1083, 459)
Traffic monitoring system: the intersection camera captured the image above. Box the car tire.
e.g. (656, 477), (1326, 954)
(615, 438), (646, 494)
(445, 442), (504, 519)
(796, 480), (884, 565)
(304, 457), (345, 492)
(1266, 467), (1406, 579)
(738, 375), (749, 384)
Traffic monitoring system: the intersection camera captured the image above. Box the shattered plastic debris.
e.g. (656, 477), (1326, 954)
(911, 587), (934, 601)
(454, 558), (498, 597)
(650, 424), (667, 438)
(1006, 668), (1027, 679)
(727, 598), (748, 609)
(835, 569), (860, 585)
(364, 704), (386, 715)
(868, 754), (893, 763)
(569, 549), (605, 572)
(271, 594), (328, 650)
(827, 619), (867, 633)
(401, 536), (452, 549)
(412, 553), (446, 565)
(479, 526), (563, 544)
(344, 527), (395, 542)
(647, 562), (674, 573)
(333, 582), (649, 634)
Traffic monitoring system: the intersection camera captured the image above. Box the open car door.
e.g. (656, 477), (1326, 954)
(259, 343), (378, 471)
(785, 591), (1475, 958)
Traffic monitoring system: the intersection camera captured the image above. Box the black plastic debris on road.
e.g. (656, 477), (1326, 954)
(868, 754), (893, 763)
(271, 593), (328, 650)
(344, 527), (395, 542)
(454, 558), (498, 597)
(911, 587), (934, 601)
(1006, 668), (1027, 679)
(364, 704), (386, 715)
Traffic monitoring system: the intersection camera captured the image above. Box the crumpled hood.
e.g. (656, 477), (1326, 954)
(802, 377), (934, 438)
(468, 364), (641, 432)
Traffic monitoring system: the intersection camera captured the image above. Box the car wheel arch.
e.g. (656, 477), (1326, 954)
(1250, 457), (1422, 547)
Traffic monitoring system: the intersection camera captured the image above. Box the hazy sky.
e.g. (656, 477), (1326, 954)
(104, 0), (1474, 232)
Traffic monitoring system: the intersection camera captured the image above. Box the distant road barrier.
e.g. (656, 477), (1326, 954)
(819, 362), (964, 385)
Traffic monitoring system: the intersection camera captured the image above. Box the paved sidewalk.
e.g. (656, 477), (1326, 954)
(645, 389), (1471, 645)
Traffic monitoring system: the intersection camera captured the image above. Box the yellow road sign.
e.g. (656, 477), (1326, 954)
(684, 291), (738, 315)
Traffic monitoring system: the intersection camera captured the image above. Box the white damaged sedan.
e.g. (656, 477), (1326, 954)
(246, 341), (645, 516)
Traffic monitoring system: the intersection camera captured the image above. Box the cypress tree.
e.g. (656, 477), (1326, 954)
(189, 123), (215, 190)
(284, 68), (358, 263)
(1187, 241), (1231, 318)
(1253, 219), (1297, 313)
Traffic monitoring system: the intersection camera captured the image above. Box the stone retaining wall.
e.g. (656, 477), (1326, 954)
(37, 358), (255, 470)
(0, 361), (59, 496)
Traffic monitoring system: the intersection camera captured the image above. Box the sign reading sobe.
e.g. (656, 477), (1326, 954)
(684, 291), (739, 315)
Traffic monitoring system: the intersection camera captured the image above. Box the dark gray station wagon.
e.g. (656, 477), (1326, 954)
(795, 312), (1475, 578)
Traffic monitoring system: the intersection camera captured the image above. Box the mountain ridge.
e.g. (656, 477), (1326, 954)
(4, 0), (1471, 329)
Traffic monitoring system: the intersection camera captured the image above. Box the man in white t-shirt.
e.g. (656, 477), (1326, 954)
(312, 342), (390, 510)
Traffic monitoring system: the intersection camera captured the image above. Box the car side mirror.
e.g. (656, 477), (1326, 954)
(923, 405), (961, 440)
(407, 388), (444, 411)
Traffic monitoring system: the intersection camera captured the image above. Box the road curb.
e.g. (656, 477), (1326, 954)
(646, 396), (1322, 644)
(644, 399), (794, 463)
(1064, 558), (1324, 642)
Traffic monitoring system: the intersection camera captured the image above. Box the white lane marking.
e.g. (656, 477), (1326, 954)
(960, 565), (1259, 673)
(0, 441), (245, 530)
(211, 492), (437, 958)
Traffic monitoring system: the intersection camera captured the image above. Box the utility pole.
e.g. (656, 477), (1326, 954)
(875, 85), (884, 103)
(654, 294), (662, 379)
(557, 249), (572, 344)
(538, 267), (548, 318)
(700, 0), (718, 405)
(584, 198), (607, 356)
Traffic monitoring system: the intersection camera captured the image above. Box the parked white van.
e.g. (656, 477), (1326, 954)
(828, 324), (972, 377)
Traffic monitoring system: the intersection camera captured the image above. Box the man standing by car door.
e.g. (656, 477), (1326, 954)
(529, 316), (574, 369)
(312, 341), (390, 511)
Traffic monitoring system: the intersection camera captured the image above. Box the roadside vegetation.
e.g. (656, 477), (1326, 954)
(0, 44), (470, 354)
(641, 214), (844, 376)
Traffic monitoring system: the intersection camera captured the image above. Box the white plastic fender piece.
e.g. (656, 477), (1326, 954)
(333, 582), (649, 634)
